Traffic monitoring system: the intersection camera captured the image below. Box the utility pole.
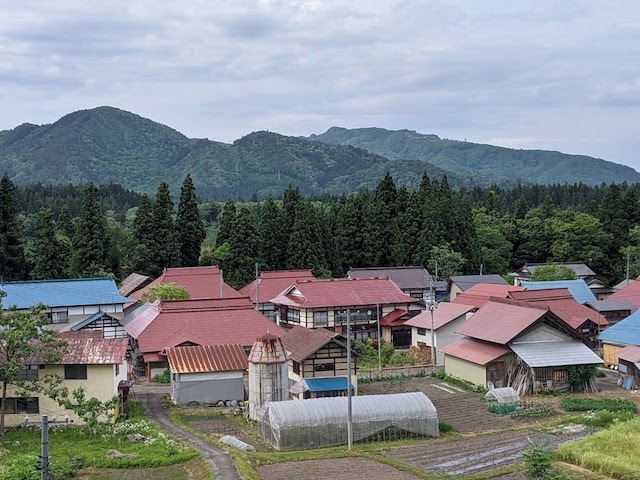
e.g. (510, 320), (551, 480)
(41, 415), (49, 480)
(427, 277), (438, 374)
(626, 252), (631, 285)
(255, 263), (260, 311)
(346, 309), (353, 450)
(376, 303), (382, 373)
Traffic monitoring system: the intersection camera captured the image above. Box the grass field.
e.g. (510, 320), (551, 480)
(557, 416), (640, 479)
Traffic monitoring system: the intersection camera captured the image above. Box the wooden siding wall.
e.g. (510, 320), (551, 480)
(280, 304), (410, 329)
(603, 343), (624, 365)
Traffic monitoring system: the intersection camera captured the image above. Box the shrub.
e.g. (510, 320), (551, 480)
(523, 441), (574, 479)
(561, 397), (637, 413)
(153, 369), (171, 384)
(388, 353), (417, 366)
(512, 403), (556, 418)
(488, 403), (517, 415)
(438, 421), (456, 434)
(563, 410), (636, 428)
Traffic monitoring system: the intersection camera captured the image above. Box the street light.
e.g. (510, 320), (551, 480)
(426, 277), (438, 374)
(346, 309), (353, 450)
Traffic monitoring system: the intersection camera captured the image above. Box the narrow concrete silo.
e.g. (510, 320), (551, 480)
(248, 332), (289, 420)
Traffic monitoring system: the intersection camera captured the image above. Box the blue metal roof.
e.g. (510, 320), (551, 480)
(599, 309), (640, 346)
(303, 377), (353, 392)
(71, 311), (106, 331)
(0, 278), (130, 310)
(523, 280), (596, 304)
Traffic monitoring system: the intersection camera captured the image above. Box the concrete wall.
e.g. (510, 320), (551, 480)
(444, 355), (487, 387)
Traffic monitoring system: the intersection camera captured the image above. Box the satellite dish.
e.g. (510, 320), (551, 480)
(367, 310), (372, 316)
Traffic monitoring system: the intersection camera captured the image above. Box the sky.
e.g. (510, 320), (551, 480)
(1, 1), (640, 171)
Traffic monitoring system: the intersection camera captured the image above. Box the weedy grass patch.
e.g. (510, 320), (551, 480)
(561, 397), (637, 413)
(557, 415), (640, 479)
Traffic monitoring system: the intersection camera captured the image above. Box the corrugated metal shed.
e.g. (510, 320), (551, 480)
(523, 280), (596, 304)
(269, 277), (418, 308)
(166, 344), (248, 373)
(0, 277), (130, 310)
(509, 341), (603, 367)
(440, 338), (511, 365)
(57, 331), (128, 365)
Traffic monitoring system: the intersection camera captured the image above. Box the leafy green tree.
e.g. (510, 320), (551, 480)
(176, 175), (206, 267)
(31, 209), (66, 279)
(550, 212), (611, 268)
(530, 264), (578, 281)
(151, 182), (180, 272)
(0, 292), (66, 436)
(70, 183), (112, 277)
(0, 174), (26, 280)
(474, 208), (514, 274)
(141, 282), (190, 302)
(429, 243), (465, 277)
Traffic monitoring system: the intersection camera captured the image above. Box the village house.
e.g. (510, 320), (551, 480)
(269, 277), (418, 341)
(586, 298), (636, 326)
(448, 274), (509, 301)
(239, 269), (316, 321)
(347, 266), (447, 303)
(403, 303), (475, 366)
(0, 277), (130, 338)
(124, 296), (284, 378)
(166, 344), (248, 406)
(508, 288), (609, 348)
(126, 266), (243, 307)
(4, 331), (128, 427)
(282, 326), (356, 400)
(606, 277), (640, 310)
(441, 298), (603, 394)
(510, 262), (596, 286)
(598, 309), (640, 366)
(614, 345), (640, 390)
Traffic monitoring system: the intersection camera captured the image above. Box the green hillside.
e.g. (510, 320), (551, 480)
(310, 126), (640, 186)
(0, 107), (480, 198)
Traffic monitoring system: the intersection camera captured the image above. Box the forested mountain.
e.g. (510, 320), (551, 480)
(2, 107), (637, 200)
(310, 127), (640, 186)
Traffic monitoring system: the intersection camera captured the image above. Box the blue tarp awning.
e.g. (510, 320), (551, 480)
(303, 377), (353, 392)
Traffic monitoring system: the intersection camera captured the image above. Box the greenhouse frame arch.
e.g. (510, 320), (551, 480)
(257, 392), (439, 450)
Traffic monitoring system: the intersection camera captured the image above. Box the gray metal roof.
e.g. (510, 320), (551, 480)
(510, 341), (603, 368)
(586, 299), (635, 312)
(449, 274), (509, 291)
(347, 266), (431, 289)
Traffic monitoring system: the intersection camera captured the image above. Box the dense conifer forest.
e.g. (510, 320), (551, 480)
(2, 174), (639, 289)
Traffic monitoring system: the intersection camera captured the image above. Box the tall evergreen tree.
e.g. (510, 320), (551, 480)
(0, 175), (26, 280)
(216, 199), (237, 248)
(176, 175), (206, 267)
(227, 206), (261, 287)
(151, 182), (180, 271)
(286, 201), (327, 273)
(280, 186), (303, 265)
(372, 173), (398, 265)
(31, 209), (66, 279)
(70, 183), (111, 277)
(132, 194), (158, 276)
(259, 196), (283, 270)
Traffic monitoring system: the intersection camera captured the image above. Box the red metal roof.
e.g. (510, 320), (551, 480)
(440, 338), (511, 365)
(456, 297), (547, 344)
(269, 277), (418, 309)
(509, 289), (608, 329)
(128, 266), (243, 304)
(609, 279), (640, 308)
(379, 309), (410, 327)
(615, 345), (640, 363)
(452, 283), (525, 308)
(239, 270), (316, 303)
(125, 297), (284, 355)
(282, 326), (344, 363)
(58, 331), (127, 365)
(166, 344), (248, 373)
(404, 303), (475, 330)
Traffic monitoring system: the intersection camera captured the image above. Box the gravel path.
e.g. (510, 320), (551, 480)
(138, 387), (241, 480)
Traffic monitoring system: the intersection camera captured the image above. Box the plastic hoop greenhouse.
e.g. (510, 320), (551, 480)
(257, 392), (439, 450)
(484, 387), (519, 404)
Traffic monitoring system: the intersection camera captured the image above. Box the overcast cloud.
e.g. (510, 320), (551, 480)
(1, 1), (640, 170)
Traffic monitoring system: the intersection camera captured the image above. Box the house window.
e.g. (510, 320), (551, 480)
(64, 365), (88, 380)
(293, 361), (300, 375)
(1, 397), (39, 414)
(313, 310), (328, 327)
(17, 365), (38, 381)
(286, 309), (300, 323)
(47, 309), (69, 324)
(260, 304), (277, 322)
(334, 308), (378, 324)
(417, 328), (427, 336)
(115, 364), (120, 376)
(314, 363), (335, 372)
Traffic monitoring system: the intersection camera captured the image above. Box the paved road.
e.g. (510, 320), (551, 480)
(137, 385), (242, 480)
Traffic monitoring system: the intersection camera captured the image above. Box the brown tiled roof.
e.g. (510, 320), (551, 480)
(127, 266), (243, 304)
(166, 344), (248, 373)
(452, 283), (525, 308)
(270, 277), (418, 309)
(281, 326), (344, 363)
(456, 297), (547, 344)
(404, 303), (475, 330)
(58, 331), (127, 365)
(440, 338), (511, 365)
(239, 270), (315, 303)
